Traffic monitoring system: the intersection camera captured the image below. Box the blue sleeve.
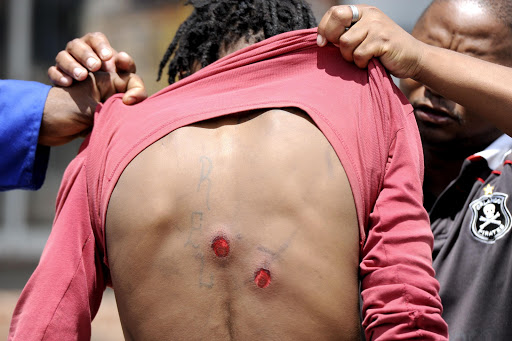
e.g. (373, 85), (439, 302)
(0, 80), (51, 191)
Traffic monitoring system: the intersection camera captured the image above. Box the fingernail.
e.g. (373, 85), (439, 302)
(317, 34), (326, 47)
(59, 77), (70, 85)
(101, 48), (112, 59)
(86, 57), (98, 69)
(124, 96), (136, 105)
(73, 67), (85, 79)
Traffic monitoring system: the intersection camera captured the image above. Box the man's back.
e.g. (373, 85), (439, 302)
(107, 108), (361, 340)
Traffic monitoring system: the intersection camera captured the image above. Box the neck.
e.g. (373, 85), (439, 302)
(422, 138), (493, 210)
(423, 144), (466, 208)
(421, 126), (503, 209)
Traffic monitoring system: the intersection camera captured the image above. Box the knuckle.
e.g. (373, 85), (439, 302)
(332, 7), (346, 20)
(353, 57), (365, 68)
(327, 6), (337, 16)
(66, 38), (79, 50)
(90, 31), (106, 40)
(368, 17), (382, 26)
(353, 50), (365, 61)
(353, 51), (369, 68)
(341, 50), (354, 63)
(338, 35), (351, 47)
(56, 50), (67, 62)
(365, 6), (379, 14)
(376, 31), (390, 43)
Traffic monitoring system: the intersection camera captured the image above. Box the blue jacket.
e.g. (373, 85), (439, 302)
(0, 80), (51, 191)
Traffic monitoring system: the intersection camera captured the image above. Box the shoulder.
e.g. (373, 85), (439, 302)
(367, 59), (413, 121)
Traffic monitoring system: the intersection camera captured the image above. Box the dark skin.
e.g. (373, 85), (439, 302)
(106, 108), (361, 340)
(41, 71), (145, 146)
(42, 32), (147, 146)
(402, 1), (508, 206)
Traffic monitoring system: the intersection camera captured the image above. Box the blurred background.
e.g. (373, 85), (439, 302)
(0, 0), (431, 339)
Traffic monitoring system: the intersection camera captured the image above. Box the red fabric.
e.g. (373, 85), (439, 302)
(9, 28), (447, 340)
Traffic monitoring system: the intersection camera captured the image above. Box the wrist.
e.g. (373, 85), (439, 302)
(40, 85), (96, 146)
(411, 41), (433, 84)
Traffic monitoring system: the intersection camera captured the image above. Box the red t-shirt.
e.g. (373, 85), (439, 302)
(9, 28), (448, 340)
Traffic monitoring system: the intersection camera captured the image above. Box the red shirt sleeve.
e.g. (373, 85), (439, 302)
(360, 109), (448, 340)
(8, 146), (107, 341)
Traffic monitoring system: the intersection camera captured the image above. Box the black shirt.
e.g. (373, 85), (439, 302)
(430, 135), (512, 341)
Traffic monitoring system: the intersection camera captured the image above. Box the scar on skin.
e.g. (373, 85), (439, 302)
(254, 268), (271, 288)
(212, 236), (230, 257)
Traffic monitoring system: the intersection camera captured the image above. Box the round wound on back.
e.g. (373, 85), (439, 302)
(254, 268), (271, 288)
(211, 236), (230, 257)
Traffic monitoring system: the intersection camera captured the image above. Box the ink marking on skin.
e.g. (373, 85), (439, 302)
(256, 246), (277, 257)
(184, 211), (203, 248)
(254, 225), (303, 288)
(257, 227), (299, 263)
(274, 228), (298, 257)
(196, 253), (214, 288)
(254, 228), (298, 287)
(254, 268), (271, 288)
(185, 156), (215, 288)
(184, 212), (214, 288)
(197, 156), (213, 210)
(212, 236), (230, 257)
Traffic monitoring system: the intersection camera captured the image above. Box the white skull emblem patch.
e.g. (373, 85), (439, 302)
(470, 192), (512, 243)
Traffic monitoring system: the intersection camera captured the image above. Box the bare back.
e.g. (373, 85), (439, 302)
(106, 108), (360, 340)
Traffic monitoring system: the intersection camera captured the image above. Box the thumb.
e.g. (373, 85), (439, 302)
(92, 71), (147, 105)
(119, 73), (147, 105)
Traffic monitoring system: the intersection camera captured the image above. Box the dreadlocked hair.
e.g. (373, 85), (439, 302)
(157, 0), (317, 84)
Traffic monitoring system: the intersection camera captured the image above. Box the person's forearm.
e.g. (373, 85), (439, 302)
(415, 43), (512, 136)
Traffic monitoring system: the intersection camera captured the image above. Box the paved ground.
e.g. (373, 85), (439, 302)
(0, 288), (124, 340)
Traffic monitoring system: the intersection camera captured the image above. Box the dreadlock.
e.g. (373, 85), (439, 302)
(157, 0), (317, 84)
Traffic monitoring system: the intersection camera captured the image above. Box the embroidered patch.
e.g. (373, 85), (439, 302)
(470, 192), (512, 243)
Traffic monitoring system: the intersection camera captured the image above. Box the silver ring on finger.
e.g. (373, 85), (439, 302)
(348, 5), (360, 24)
